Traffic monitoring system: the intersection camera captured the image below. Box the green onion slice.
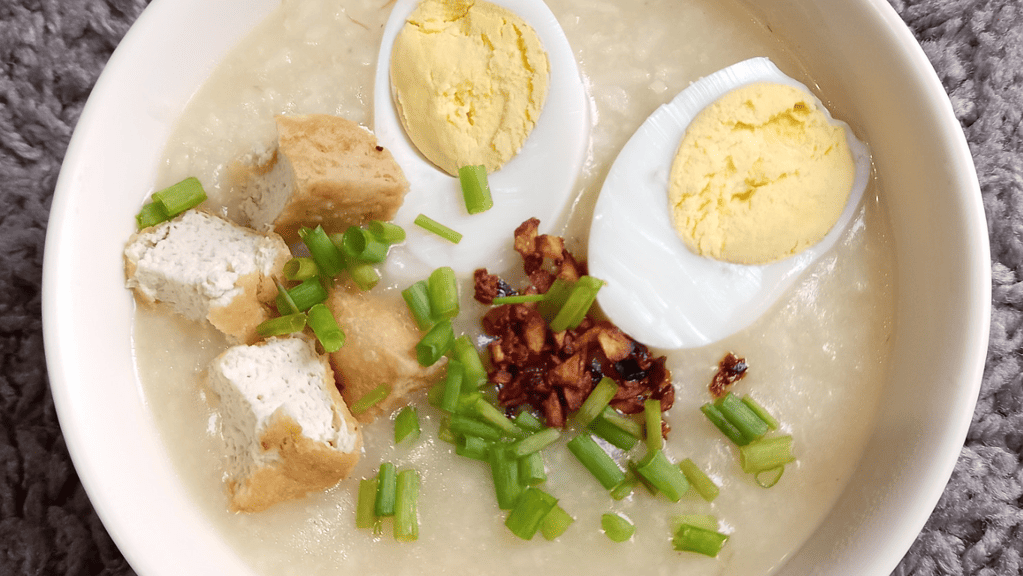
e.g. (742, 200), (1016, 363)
(414, 213), (463, 244)
(472, 396), (525, 438)
(455, 434), (492, 461)
(341, 226), (389, 263)
(345, 259), (380, 291)
(368, 220), (406, 244)
(152, 177), (207, 217)
(350, 384), (389, 415)
(679, 458), (720, 502)
(566, 434), (626, 490)
(374, 462), (397, 517)
(634, 449), (689, 502)
(739, 435), (795, 474)
(448, 414), (503, 442)
(439, 359), (464, 414)
(701, 402), (748, 445)
(510, 427), (561, 458)
(307, 303), (344, 353)
(299, 225), (345, 279)
(401, 280), (435, 331)
(742, 394), (780, 430)
(717, 392), (769, 443)
(356, 477), (378, 529)
(601, 512), (636, 543)
(415, 319), (454, 366)
(505, 487), (557, 540)
(394, 469), (420, 542)
(275, 280), (300, 316)
(283, 257), (318, 282)
(255, 313), (307, 337)
(549, 276), (605, 332)
(673, 523), (729, 557)
(754, 466), (786, 488)
(644, 399), (663, 451)
(518, 451), (547, 486)
(458, 164), (494, 215)
(491, 294), (547, 305)
(513, 409), (545, 433)
(489, 445), (523, 510)
(135, 201), (169, 229)
(588, 412), (639, 451)
(453, 336), (487, 388)
(427, 266), (459, 320)
(576, 377), (617, 426)
(540, 505), (574, 540)
(394, 406), (421, 444)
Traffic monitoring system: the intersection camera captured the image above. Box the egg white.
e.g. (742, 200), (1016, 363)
(373, 0), (590, 284)
(587, 57), (871, 349)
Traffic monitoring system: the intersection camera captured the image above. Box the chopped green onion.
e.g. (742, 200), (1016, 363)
(415, 319), (454, 366)
(374, 462), (397, 517)
(455, 390), (484, 416)
(576, 377), (617, 426)
(505, 487), (557, 540)
(755, 466), (786, 488)
(368, 220), (406, 244)
(588, 412), (639, 451)
(285, 276), (328, 312)
(402, 280), (435, 331)
(673, 514), (719, 532)
(299, 225), (345, 279)
(510, 427), (561, 458)
(700, 402), (748, 445)
(634, 449), (689, 502)
(489, 445), (523, 510)
(455, 434), (491, 461)
(256, 313), (307, 337)
(610, 473), (639, 501)
(275, 280), (300, 316)
(340, 226), (389, 263)
(394, 406), (420, 444)
(458, 164), (494, 215)
(472, 396), (525, 438)
(742, 394), (780, 430)
(350, 384), (389, 415)
(548, 276), (605, 332)
(152, 177), (207, 217)
(307, 303), (344, 353)
(414, 213), (462, 244)
(437, 417), (456, 444)
(439, 359), (464, 414)
(394, 469), (420, 541)
(356, 478), (378, 530)
(717, 392), (769, 443)
(427, 266), (459, 320)
(491, 294), (548, 305)
(566, 434), (626, 490)
(518, 451), (547, 486)
(345, 259), (380, 291)
(537, 277), (574, 321)
(644, 399), (663, 451)
(135, 201), (169, 229)
(673, 523), (729, 557)
(739, 435), (795, 474)
(448, 414), (503, 442)
(679, 458), (720, 502)
(540, 505), (574, 540)
(283, 257), (318, 281)
(597, 406), (644, 438)
(601, 513), (635, 542)
(513, 409), (545, 433)
(628, 460), (659, 495)
(453, 336), (487, 388)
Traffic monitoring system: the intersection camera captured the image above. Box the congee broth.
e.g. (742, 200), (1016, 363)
(132, 0), (895, 574)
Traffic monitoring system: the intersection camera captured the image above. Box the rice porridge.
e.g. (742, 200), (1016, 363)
(132, 0), (895, 574)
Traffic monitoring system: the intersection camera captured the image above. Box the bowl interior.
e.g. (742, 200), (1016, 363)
(42, 0), (989, 575)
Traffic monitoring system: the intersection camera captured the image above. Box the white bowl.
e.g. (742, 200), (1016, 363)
(42, 0), (990, 574)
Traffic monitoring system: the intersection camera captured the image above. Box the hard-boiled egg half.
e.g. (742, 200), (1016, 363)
(588, 57), (871, 349)
(372, 0), (590, 284)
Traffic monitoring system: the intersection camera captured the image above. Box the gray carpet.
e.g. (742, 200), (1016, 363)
(0, 0), (1017, 574)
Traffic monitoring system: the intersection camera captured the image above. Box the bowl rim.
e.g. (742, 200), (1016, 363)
(41, 0), (991, 574)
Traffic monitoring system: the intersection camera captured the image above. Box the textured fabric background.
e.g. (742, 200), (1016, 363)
(0, 0), (1017, 574)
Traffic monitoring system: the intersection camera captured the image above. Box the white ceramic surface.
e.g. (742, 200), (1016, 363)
(41, 0), (990, 575)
